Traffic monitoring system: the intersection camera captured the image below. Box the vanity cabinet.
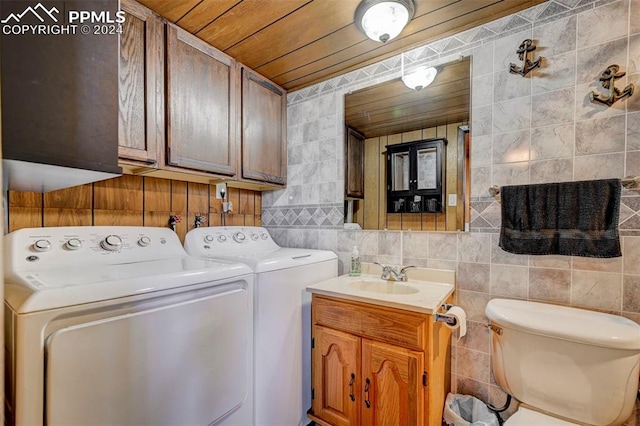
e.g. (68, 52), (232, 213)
(118, 0), (164, 166)
(387, 138), (446, 214)
(240, 66), (287, 186)
(309, 295), (450, 426)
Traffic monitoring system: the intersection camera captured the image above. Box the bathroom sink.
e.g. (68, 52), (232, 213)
(348, 279), (420, 295)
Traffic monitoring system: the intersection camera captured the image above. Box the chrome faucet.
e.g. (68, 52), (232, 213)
(373, 262), (416, 282)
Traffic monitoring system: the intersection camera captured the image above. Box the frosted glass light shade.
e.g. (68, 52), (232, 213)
(355, 0), (415, 43)
(402, 66), (438, 91)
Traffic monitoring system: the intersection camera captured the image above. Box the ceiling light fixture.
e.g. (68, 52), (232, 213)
(402, 66), (438, 91)
(355, 0), (416, 43)
(401, 53), (437, 91)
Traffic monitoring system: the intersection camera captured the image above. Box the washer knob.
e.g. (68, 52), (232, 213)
(251, 233), (259, 241)
(217, 235), (227, 243)
(138, 236), (151, 247)
(233, 232), (246, 243)
(260, 232), (269, 240)
(101, 235), (123, 251)
(204, 235), (214, 243)
(65, 238), (82, 250)
(33, 239), (52, 252)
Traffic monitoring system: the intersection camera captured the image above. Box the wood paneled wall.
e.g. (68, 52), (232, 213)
(353, 122), (465, 231)
(8, 175), (262, 242)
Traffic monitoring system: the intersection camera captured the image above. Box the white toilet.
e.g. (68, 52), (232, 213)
(486, 298), (640, 426)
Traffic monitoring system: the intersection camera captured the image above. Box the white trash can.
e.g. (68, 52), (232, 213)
(443, 393), (500, 426)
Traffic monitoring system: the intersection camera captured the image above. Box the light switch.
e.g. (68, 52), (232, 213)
(448, 194), (457, 206)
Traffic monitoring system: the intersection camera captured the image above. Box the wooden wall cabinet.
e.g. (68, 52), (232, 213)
(346, 127), (365, 199)
(119, 0), (164, 166)
(240, 66), (287, 186)
(165, 25), (238, 177)
(309, 295), (450, 426)
(117, 2), (287, 188)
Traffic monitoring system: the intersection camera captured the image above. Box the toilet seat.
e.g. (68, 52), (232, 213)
(505, 407), (579, 425)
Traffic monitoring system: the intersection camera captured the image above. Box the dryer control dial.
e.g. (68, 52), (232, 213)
(65, 238), (82, 250)
(217, 235), (227, 243)
(138, 236), (151, 247)
(250, 233), (259, 241)
(260, 232), (269, 240)
(233, 232), (246, 243)
(33, 239), (52, 252)
(101, 235), (123, 251)
(204, 235), (214, 243)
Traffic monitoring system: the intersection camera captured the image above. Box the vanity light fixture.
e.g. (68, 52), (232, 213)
(401, 52), (437, 91)
(355, 0), (415, 43)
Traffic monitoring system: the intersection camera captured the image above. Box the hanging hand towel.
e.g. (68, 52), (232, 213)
(499, 179), (621, 258)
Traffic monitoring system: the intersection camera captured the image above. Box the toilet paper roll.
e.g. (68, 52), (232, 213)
(444, 306), (467, 341)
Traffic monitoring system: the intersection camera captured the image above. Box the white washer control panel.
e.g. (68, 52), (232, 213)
(185, 226), (278, 256)
(5, 226), (187, 270)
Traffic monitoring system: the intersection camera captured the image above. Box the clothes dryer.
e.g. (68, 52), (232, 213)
(184, 226), (338, 426)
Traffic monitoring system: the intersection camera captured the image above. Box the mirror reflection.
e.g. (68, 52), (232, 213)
(344, 56), (471, 232)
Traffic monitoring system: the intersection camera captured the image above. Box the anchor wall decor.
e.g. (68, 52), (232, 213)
(589, 64), (635, 107)
(509, 39), (542, 77)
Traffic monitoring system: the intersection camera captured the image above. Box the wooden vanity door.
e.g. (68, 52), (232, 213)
(312, 326), (361, 426)
(361, 339), (425, 426)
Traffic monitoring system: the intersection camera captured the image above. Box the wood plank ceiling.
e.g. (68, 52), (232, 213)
(136, 0), (547, 92)
(345, 57), (470, 139)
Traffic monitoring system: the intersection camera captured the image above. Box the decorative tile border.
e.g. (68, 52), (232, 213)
(287, 0), (611, 106)
(262, 203), (344, 228)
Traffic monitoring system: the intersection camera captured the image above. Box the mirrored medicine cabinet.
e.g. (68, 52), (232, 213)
(344, 56), (471, 232)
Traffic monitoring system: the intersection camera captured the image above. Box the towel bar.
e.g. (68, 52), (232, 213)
(488, 176), (640, 202)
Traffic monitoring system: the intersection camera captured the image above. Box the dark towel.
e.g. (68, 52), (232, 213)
(499, 179), (621, 258)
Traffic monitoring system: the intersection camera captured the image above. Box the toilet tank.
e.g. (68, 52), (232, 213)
(486, 299), (640, 426)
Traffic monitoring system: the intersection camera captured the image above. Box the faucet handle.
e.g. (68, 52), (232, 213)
(400, 265), (416, 274)
(374, 261), (393, 279)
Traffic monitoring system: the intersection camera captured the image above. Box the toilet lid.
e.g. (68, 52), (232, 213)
(506, 407), (578, 425)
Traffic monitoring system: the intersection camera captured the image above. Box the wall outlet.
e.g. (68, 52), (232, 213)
(216, 183), (227, 199)
(448, 194), (457, 206)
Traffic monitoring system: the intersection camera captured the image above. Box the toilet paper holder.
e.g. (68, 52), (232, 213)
(435, 304), (458, 326)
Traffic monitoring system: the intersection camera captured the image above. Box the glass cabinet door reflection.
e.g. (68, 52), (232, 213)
(392, 151), (410, 191)
(416, 147), (437, 190)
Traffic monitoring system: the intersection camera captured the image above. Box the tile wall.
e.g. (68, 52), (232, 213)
(264, 0), (640, 420)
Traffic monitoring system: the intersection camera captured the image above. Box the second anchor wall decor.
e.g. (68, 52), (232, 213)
(590, 64), (635, 107)
(509, 39), (542, 77)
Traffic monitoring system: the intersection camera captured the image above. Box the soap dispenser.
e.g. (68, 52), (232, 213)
(350, 245), (361, 277)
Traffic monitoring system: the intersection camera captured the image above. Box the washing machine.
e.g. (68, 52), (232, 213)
(4, 226), (254, 426)
(184, 226), (338, 426)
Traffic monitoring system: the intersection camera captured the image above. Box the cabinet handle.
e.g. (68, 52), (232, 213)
(349, 373), (356, 402)
(364, 378), (371, 408)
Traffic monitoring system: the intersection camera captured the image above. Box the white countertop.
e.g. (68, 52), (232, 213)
(306, 263), (455, 314)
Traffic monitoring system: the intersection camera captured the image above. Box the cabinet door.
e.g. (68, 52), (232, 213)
(361, 339), (425, 426)
(241, 67), (286, 185)
(346, 127), (365, 199)
(166, 25), (237, 176)
(312, 326), (361, 426)
(119, 0), (164, 165)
